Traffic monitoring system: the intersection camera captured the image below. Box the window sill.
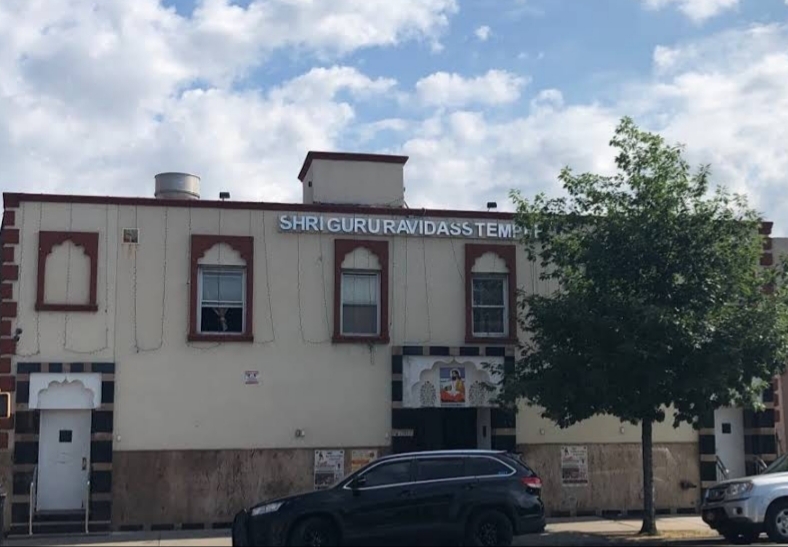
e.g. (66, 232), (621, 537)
(35, 303), (99, 313)
(465, 335), (518, 345)
(188, 333), (254, 343)
(332, 334), (390, 345)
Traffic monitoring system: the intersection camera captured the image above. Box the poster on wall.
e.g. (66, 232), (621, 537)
(350, 449), (379, 473)
(440, 366), (466, 406)
(560, 445), (589, 486)
(314, 449), (345, 490)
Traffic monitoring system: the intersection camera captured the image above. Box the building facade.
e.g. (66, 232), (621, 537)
(0, 152), (780, 534)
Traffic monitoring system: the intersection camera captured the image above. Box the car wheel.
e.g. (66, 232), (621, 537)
(288, 516), (339, 547)
(466, 509), (514, 547)
(720, 525), (758, 545)
(766, 500), (788, 543)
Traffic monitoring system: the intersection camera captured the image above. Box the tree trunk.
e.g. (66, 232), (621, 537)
(639, 418), (658, 535)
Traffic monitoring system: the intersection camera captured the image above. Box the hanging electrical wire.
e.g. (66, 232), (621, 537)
(16, 202), (41, 357)
(65, 203), (111, 355)
(254, 210), (276, 344)
(297, 232), (331, 344)
(137, 206), (168, 353)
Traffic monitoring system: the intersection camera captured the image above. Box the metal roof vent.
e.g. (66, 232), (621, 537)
(154, 172), (201, 200)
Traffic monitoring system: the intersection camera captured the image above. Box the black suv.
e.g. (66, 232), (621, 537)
(232, 449), (545, 546)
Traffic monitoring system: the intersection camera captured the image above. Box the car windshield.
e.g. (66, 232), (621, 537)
(762, 453), (788, 475)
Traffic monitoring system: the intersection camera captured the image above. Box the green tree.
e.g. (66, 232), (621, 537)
(501, 117), (788, 535)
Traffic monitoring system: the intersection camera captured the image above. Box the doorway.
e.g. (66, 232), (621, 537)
(413, 408), (478, 451)
(714, 407), (746, 480)
(37, 409), (92, 512)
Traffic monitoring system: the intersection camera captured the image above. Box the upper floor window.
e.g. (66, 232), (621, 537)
(471, 274), (508, 337)
(198, 267), (245, 334)
(340, 271), (380, 336)
(333, 239), (389, 344)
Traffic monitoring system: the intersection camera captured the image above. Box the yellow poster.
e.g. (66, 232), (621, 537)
(350, 449), (378, 473)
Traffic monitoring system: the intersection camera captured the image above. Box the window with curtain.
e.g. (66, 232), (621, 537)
(471, 274), (508, 337)
(199, 267), (245, 334)
(341, 271), (380, 336)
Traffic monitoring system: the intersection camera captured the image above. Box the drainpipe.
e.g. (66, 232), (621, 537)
(0, 483), (6, 546)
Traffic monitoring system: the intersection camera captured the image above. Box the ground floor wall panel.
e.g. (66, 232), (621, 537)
(111, 447), (387, 530)
(518, 442), (700, 517)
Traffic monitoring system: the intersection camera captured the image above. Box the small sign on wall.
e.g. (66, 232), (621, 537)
(314, 449), (345, 490)
(243, 371), (259, 385)
(561, 445), (589, 486)
(350, 449), (379, 473)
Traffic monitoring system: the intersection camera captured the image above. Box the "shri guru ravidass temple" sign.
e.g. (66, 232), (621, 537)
(278, 214), (535, 240)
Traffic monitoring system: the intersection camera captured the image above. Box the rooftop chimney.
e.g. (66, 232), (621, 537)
(154, 172), (201, 200)
(298, 151), (408, 207)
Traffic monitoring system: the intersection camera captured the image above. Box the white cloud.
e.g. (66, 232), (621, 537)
(475, 25), (491, 41)
(642, 0), (740, 22)
(414, 70), (529, 107)
(0, 0), (455, 201)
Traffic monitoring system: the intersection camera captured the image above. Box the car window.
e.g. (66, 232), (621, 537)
(360, 460), (413, 488)
(415, 457), (466, 481)
(466, 457), (513, 477)
(501, 453), (535, 476)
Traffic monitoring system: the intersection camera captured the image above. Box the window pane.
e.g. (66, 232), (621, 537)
(201, 306), (243, 333)
(342, 273), (378, 305)
(342, 305), (378, 335)
(472, 277), (505, 306)
(416, 458), (466, 481)
(202, 270), (243, 304)
(219, 272), (243, 303)
(362, 460), (412, 488)
(465, 457), (511, 477)
(202, 273), (221, 302)
(473, 308), (505, 335)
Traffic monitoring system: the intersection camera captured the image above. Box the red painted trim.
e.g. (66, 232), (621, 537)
(761, 254), (774, 266)
(0, 321), (9, 336)
(0, 431), (7, 450)
(0, 358), (9, 374)
(0, 302), (17, 319)
(0, 376), (14, 392)
(465, 243), (518, 345)
(2, 246), (13, 263)
(2, 210), (15, 227)
(0, 284), (10, 299)
(36, 231), (99, 312)
(333, 239), (390, 345)
(3, 193), (511, 220)
(760, 222), (773, 235)
(0, 416), (14, 430)
(1, 265), (18, 281)
(189, 235), (254, 342)
(298, 151), (409, 182)
(0, 228), (18, 245)
(0, 339), (15, 356)
(3, 194), (19, 208)
(764, 238), (773, 251)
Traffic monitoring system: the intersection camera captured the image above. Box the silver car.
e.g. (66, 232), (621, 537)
(701, 454), (788, 544)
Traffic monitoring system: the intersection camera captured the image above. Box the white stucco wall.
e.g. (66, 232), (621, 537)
(10, 199), (698, 451)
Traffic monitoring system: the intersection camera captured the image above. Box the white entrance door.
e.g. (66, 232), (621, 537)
(37, 409), (92, 512)
(714, 407), (746, 480)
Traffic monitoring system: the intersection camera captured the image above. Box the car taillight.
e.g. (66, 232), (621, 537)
(521, 476), (542, 489)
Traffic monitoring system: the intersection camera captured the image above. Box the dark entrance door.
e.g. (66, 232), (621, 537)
(413, 408), (477, 451)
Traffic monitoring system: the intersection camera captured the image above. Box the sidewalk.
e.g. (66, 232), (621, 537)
(3, 516), (718, 547)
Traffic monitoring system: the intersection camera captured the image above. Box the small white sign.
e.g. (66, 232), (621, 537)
(244, 371), (259, 385)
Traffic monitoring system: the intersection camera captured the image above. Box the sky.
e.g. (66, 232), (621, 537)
(1, 0), (787, 231)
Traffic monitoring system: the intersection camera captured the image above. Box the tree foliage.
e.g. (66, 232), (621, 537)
(499, 117), (788, 533)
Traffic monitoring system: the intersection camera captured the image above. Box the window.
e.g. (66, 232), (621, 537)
(360, 460), (413, 488)
(466, 457), (513, 477)
(340, 271), (380, 336)
(471, 274), (508, 337)
(198, 267), (245, 334)
(416, 458), (466, 481)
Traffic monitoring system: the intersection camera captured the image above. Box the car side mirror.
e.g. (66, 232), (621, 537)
(352, 476), (367, 490)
